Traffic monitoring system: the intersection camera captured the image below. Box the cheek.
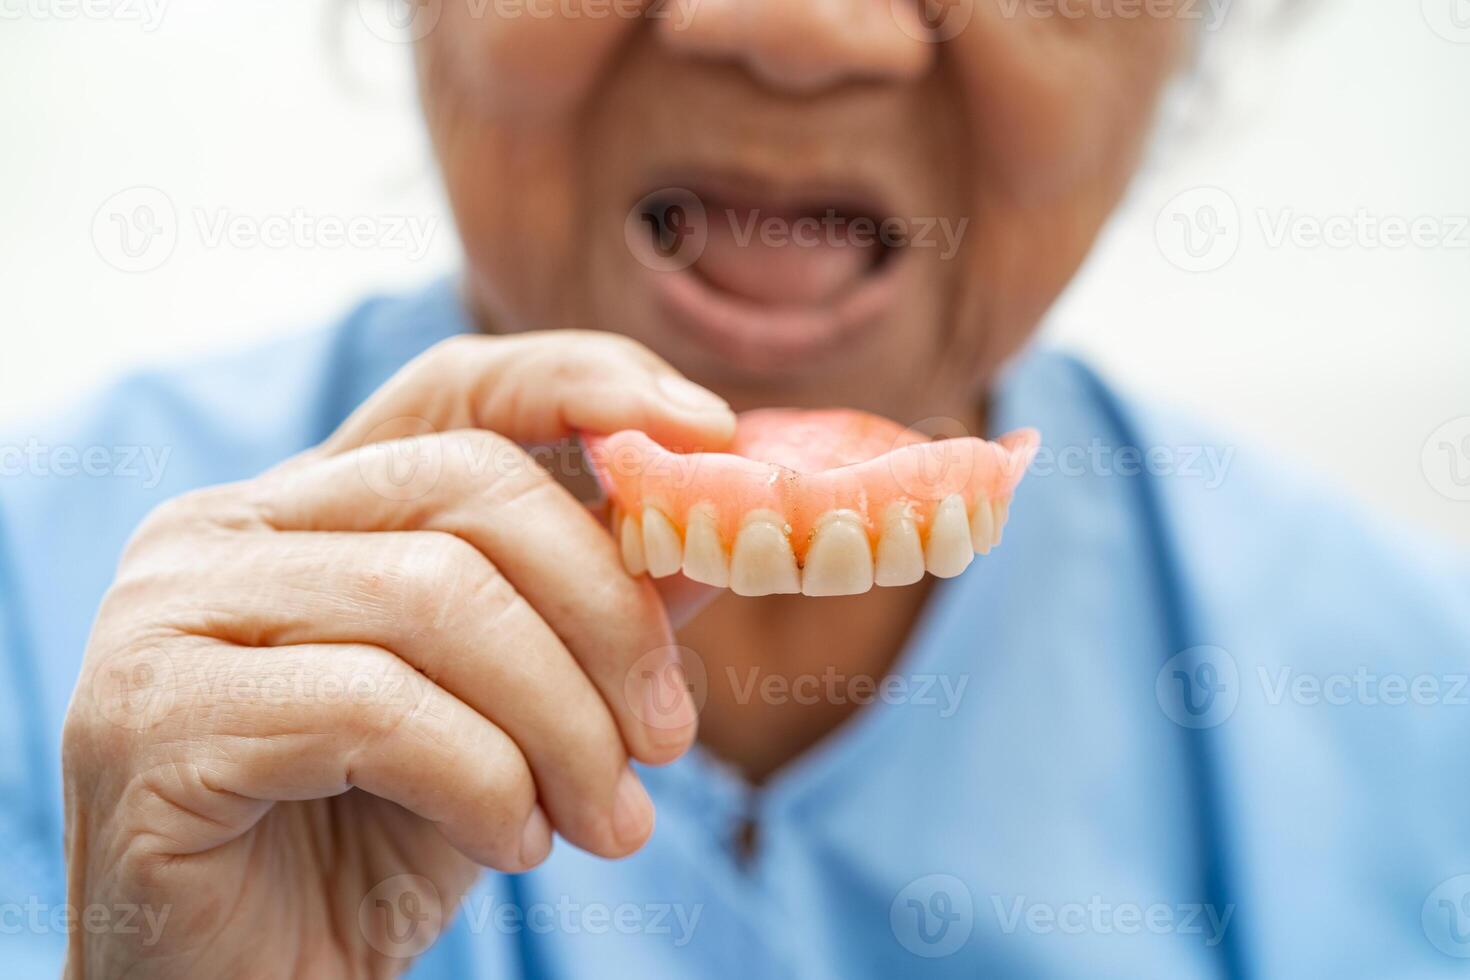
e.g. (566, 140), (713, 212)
(417, 12), (646, 330)
(944, 6), (1190, 354)
(953, 6), (1190, 198)
(426, 4), (644, 119)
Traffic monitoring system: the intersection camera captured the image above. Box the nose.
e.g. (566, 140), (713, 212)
(657, 0), (937, 94)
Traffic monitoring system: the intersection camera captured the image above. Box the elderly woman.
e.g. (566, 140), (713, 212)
(4, 2), (1466, 977)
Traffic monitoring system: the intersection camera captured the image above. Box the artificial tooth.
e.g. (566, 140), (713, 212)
(681, 503), (729, 588)
(924, 494), (974, 579)
(619, 510), (647, 576)
(969, 495), (996, 555)
(992, 496), (1012, 548)
(874, 504), (925, 588)
(730, 511), (801, 597)
(641, 506), (683, 578)
(801, 512), (874, 597)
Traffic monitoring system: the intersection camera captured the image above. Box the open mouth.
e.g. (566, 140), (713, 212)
(632, 175), (907, 373)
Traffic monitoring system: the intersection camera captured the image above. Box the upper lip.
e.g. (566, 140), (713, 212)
(637, 168), (906, 240)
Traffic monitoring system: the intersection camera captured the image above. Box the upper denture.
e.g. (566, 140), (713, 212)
(586, 409), (1039, 597)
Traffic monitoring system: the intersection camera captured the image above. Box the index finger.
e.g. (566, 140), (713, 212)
(321, 330), (736, 456)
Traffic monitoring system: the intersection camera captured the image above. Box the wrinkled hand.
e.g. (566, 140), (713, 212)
(62, 331), (734, 978)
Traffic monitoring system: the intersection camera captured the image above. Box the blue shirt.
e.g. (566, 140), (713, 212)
(3, 280), (1468, 978)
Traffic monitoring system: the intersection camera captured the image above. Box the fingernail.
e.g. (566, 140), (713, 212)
(643, 651), (698, 743)
(520, 804), (553, 867)
(612, 767), (654, 849)
(657, 375), (730, 414)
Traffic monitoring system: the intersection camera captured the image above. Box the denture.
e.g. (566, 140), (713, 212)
(585, 409), (1040, 597)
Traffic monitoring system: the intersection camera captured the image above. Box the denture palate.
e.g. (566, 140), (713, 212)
(587, 409), (1039, 598)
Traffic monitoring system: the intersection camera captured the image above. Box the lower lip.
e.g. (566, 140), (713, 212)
(646, 258), (902, 375)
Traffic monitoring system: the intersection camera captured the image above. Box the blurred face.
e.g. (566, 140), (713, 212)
(416, 1), (1192, 423)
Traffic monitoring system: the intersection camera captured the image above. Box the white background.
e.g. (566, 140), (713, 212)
(2, 0), (1467, 543)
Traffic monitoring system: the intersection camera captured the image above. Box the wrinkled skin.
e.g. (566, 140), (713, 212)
(64, 3), (1193, 976)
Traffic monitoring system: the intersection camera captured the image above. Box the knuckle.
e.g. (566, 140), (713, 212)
(423, 332), (484, 369)
(442, 429), (548, 499)
(480, 747), (536, 813)
(125, 484), (258, 559)
(389, 532), (496, 633)
(346, 658), (419, 746)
